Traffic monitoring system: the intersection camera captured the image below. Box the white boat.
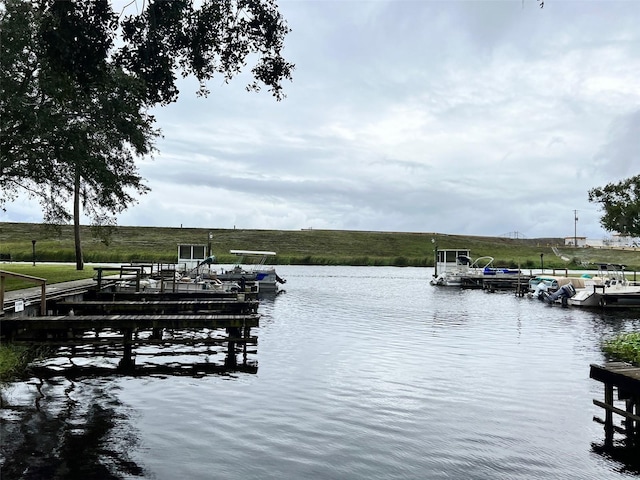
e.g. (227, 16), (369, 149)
(568, 264), (640, 308)
(174, 244), (285, 293)
(115, 270), (244, 294)
(430, 249), (521, 287)
(217, 250), (286, 293)
(528, 274), (587, 296)
(528, 274), (586, 305)
(531, 264), (640, 308)
(112, 253), (245, 294)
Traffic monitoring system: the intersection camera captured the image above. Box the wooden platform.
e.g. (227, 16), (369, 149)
(590, 362), (640, 446)
(2, 280), (262, 373)
(591, 362), (640, 395)
(460, 275), (533, 292)
(90, 290), (250, 301)
(2, 313), (259, 338)
(54, 299), (259, 315)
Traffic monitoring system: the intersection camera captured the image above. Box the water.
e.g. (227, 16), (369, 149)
(2, 266), (640, 479)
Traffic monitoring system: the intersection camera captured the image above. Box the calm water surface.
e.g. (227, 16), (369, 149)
(2, 266), (640, 479)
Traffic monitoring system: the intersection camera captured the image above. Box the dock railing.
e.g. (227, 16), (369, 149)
(93, 266), (148, 291)
(0, 270), (47, 315)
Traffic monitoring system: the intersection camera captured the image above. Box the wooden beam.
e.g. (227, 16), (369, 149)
(593, 399), (640, 424)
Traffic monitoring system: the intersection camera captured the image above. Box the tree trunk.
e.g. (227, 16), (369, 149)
(74, 169), (84, 270)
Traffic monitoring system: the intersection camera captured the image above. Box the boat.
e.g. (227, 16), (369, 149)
(175, 244), (285, 293)
(114, 264), (247, 294)
(530, 264), (640, 308)
(528, 274), (587, 296)
(217, 250), (286, 293)
(568, 264), (640, 308)
(430, 249), (521, 287)
(528, 274), (585, 305)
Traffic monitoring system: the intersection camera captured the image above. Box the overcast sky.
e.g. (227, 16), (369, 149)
(4, 0), (640, 239)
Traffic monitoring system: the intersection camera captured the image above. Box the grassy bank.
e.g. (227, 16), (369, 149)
(0, 345), (52, 383)
(0, 344), (27, 382)
(2, 221), (639, 270)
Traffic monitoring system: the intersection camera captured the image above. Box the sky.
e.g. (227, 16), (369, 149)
(3, 0), (640, 240)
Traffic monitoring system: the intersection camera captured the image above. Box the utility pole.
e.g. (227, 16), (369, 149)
(574, 210), (578, 247)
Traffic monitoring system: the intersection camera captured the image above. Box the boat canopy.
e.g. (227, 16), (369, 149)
(229, 250), (277, 256)
(229, 250), (276, 257)
(596, 263), (626, 271)
(229, 250), (277, 268)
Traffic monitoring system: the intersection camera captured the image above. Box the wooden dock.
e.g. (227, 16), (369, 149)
(1, 279), (261, 374)
(2, 313), (260, 338)
(460, 275), (533, 293)
(590, 362), (640, 447)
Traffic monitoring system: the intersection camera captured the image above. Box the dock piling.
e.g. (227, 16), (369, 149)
(591, 362), (640, 447)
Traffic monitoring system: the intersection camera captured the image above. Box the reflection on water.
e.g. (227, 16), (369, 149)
(3, 266), (640, 479)
(592, 442), (640, 476)
(1, 378), (142, 479)
(25, 338), (257, 380)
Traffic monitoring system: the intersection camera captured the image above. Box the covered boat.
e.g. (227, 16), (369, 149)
(430, 249), (521, 287)
(218, 250), (286, 293)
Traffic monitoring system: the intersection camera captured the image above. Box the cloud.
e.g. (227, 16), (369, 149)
(593, 109), (640, 179)
(3, 0), (640, 240)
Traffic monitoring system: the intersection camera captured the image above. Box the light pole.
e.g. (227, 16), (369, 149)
(32, 239), (36, 266)
(432, 238), (438, 276)
(208, 232), (213, 257)
(574, 209), (578, 248)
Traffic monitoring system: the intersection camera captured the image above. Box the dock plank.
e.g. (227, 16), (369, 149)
(590, 362), (640, 396)
(54, 299), (259, 314)
(2, 313), (260, 333)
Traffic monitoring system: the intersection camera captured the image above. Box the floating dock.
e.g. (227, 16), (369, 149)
(430, 248), (534, 292)
(460, 275), (533, 292)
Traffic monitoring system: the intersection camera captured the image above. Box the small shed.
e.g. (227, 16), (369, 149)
(177, 244), (207, 270)
(564, 236), (587, 247)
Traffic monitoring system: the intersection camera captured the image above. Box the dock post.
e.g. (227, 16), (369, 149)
(40, 282), (47, 315)
(96, 268), (103, 290)
(636, 398), (640, 445)
(150, 327), (163, 340)
(226, 327), (240, 367)
(605, 382), (614, 446)
(243, 325), (252, 360)
(135, 268), (141, 292)
(626, 396), (640, 445)
(625, 398), (635, 440)
(118, 328), (136, 371)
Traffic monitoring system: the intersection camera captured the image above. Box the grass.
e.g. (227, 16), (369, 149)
(0, 345), (25, 382)
(0, 263), (97, 290)
(0, 344), (52, 383)
(2, 221), (639, 271)
(602, 332), (640, 365)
